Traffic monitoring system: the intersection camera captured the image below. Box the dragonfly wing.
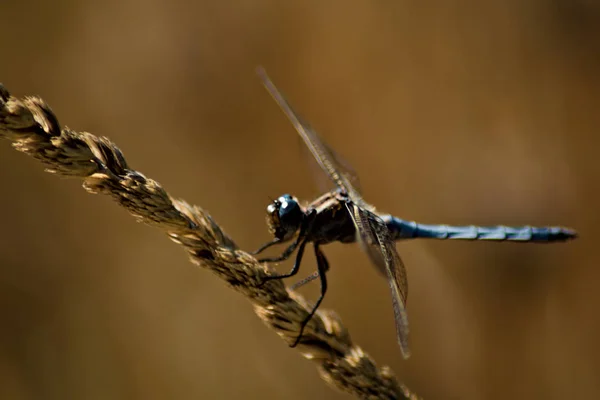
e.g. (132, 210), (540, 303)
(346, 202), (411, 359)
(299, 134), (364, 195)
(324, 142), (363, 194)
(257, 67), (362, 200)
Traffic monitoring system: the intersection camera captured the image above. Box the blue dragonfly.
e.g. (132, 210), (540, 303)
(252, 68), (577, 359)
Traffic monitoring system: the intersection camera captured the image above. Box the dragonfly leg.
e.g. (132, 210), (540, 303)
(290, 249), (330, 290)
(257, 239), (301, 263)
(290, 243), (329, 348)
(257, 210), (317, 263)
(262, 237), (309, 282)
(290, 271), (318, 290)
(250, 238), (284, 255)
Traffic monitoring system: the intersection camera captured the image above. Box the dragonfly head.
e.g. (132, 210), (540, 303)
(266, 194), (305, 240)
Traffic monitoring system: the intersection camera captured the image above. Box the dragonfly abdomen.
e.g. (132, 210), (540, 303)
(381, 215), (577, 242)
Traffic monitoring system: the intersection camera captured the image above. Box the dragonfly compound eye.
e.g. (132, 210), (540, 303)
(266, 194), (303, 240)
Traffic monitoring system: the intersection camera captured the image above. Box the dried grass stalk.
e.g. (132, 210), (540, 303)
(0, 83), (419, 400)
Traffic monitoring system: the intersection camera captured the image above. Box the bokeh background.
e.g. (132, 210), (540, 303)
(0, 1), (598, 399)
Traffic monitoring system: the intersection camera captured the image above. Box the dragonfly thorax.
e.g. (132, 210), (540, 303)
(266, 194), (305, 240)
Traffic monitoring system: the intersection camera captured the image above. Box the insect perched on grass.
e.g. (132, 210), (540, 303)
(252, 68), (577, 359)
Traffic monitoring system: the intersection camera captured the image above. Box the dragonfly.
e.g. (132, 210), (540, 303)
(252, 68), (577, 359)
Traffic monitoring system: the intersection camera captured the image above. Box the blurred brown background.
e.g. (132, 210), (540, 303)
(0, 1), (598, 399)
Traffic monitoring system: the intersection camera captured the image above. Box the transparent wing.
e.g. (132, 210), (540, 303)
(325, 144), (363, 194)
(346, 202), (411, 359)
(257, 67), (363, 201)
(300, 135), (363, 196)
